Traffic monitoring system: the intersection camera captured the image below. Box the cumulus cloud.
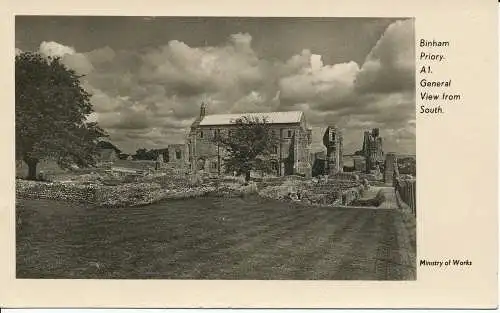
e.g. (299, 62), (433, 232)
(86, 46), (116, 65)
(278, 55), (360, 111)
(39, 41), (76, 57)
(355, 19), (415, 94)
(137, 33), (266, 100)
(39, 41), (94, 75)
(18, 19), (415, 154)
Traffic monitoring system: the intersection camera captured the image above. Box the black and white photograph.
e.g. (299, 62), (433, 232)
(15, 16), (417, 280)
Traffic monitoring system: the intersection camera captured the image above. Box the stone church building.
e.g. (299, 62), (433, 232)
(187, 103), (313, 177)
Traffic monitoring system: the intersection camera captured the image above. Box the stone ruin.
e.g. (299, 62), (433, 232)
(361, 128), (384, 173)
(322, 126), (343, 175)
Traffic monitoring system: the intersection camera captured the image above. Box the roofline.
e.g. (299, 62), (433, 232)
(198, 121), (302, 127)
(198, 111), (305, 126)
(202, 110), (303, 117)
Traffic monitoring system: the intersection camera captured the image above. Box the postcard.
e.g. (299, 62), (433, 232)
(1, 0), (497, 309)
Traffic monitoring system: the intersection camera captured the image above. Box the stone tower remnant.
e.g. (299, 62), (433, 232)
(323, 126), (343, 175)
(362, 128), (384, 173)
(384, 152), (397, 185)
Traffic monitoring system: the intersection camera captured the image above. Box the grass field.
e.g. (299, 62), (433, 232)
(16, 196), (416, 280)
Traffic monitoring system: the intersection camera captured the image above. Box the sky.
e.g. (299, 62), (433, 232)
(15, 16), (416, 155)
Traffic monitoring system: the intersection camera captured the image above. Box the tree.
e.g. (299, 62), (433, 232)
(147, 149), (160, 161)
(134, 148), (161, 161)
(213, 115), (279, 182)
(96, 140), (122, 154)
(134, 148), (148, 160)
(16, 52), (106, 180)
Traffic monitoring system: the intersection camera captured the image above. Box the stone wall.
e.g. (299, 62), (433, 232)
(165, 144), (188, 168)
(16, 180), (99, 203)
(295, 127), (312, 177)
(323, 126), (343, 175)
(190, 124), (311, 177)
(329, 172), (359, 181)
(16, 179), (215, 208)
(384, 153), (397, 184)
(353, 156), (366, 172)
(301, 178), (362, 206)
(395, 178), (416, 216)
(387, 156), (417, 216)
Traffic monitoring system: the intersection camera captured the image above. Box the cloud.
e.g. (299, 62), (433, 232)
(275, 19), (415, 154)
(278, 54), (360, 112)
(86, 46), (116, 65)
(137, 33), (266, 100)
(354, 19), (415, 94)
(39, 41), (76, 57)
(87, 86), (128, 113)
(18, 20), (415, 154)
(39, 41), (95, 75)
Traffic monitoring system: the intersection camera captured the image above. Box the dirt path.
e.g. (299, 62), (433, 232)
(378, 187), (398, 209)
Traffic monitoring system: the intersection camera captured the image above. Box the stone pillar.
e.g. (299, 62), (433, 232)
(190, 137), (197, 173)
(384, 153), (397, 185)
(323, 126), (343, 175)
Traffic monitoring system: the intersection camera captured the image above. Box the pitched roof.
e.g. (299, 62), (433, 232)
(198, 111), (303, 126)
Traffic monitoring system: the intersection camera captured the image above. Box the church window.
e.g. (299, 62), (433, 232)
(287, 130), (293, 138)
(200, 131), (204, 138)
(176, 150), (181, 160)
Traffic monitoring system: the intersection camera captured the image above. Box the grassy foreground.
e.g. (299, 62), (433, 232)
(16, 196), (416, 280)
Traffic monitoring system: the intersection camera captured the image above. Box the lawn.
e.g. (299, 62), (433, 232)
(16, 195), (416, 280)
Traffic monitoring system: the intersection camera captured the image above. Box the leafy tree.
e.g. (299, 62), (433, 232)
(134, 148), (148, 160)
(16, 52), (106, 180)
(134, 148), (161, 161)
(96, 140), (122, 154)
(213, 115), (279, 182)
(148, 149), (160, 160)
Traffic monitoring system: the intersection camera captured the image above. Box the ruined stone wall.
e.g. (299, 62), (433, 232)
(353, 156), (366, 172)
(166, 144), (188, 167)
(362, 129), (384, 172)
(291, 127), (312, 177)
(189, 127), (221, 173)
(16, 180), (99, 203)
(384, 153), (397, 184)
(323, 126), (343, 175)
